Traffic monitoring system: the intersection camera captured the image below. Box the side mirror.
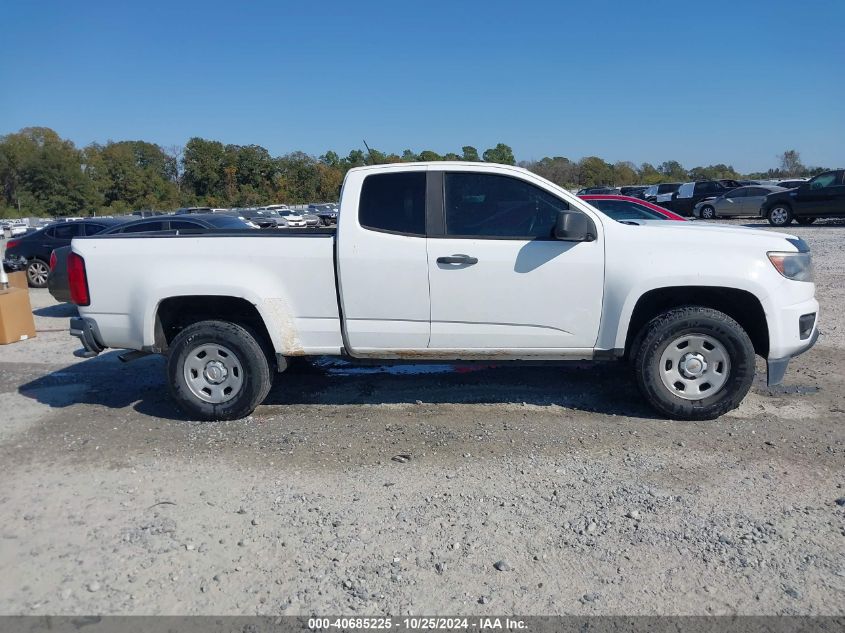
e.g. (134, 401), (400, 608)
(554, 210), (597, 242)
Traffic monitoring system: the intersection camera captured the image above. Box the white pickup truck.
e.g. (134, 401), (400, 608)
(67, 162), (819, 421)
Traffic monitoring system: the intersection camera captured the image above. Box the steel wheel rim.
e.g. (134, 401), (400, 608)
(770, 208), (787, 224)
(183, 343), (244, 404)
(28, 261), (49, 285)
(658, 333), (730, 401)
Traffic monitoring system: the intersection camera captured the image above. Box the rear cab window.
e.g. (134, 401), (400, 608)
(359, 172), (426, 235)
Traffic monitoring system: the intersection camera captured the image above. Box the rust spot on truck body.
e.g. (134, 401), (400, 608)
(261, 298), (305, 356)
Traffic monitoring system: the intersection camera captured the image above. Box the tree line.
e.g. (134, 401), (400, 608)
(0, 126), (831, 218)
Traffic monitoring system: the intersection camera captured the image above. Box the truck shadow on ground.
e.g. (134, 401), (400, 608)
(18, 353), (659, 420)
(32, 302), (78, 317)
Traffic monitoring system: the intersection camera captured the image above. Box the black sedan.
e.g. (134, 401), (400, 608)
(47, 214), (252, 302)
(5, 218), (129, 287)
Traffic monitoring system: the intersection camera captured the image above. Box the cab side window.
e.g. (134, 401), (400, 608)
(359, 172), (426, 236)
(444, 173), (569, 239)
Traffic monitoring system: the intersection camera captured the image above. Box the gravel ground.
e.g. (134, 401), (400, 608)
(0, 219), (843, 616)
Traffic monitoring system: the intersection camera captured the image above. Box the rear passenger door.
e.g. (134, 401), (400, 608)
(721, 188), (748, 216)
(743, 187), (770, 217)
(337, 170), (431, 352)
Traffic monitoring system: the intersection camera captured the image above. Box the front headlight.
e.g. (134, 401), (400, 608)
(768, 251), (814, 282)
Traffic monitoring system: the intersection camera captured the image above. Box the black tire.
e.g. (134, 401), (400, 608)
(699, 205), (716, 220)
(167, 320), (273, 421)
(633, 306), (755, 421)
(26, 258), (50, 288)
(796, 217), (817, 225)
(767, 204), (793, 227)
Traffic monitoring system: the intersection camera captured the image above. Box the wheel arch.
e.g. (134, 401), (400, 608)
(622, 286), (769, 359)
(153, 295), (281, 366)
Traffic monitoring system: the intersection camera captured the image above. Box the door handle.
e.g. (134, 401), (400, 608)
(437, 254), (478, 265)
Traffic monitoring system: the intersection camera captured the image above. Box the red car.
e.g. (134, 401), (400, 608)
(579, 194), (687, 222)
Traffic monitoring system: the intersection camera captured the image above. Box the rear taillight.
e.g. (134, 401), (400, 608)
(6, 239), (20, 250)
(49, 250), (57, 271)
(67, 252), (90, 306)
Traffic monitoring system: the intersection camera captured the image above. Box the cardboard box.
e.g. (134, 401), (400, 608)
(0, 287), (36, 344)
(7, 271), (28, 290)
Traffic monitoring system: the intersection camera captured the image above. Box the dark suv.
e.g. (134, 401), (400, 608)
(762, 170), (845, 226)
(4, 218), (127, 287)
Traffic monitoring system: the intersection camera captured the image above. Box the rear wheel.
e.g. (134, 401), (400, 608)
(796, 217), (817, 225)
(167, 320), (272, 421)
(633, 306), (755, 420)
(767, 205), (792, 226)
(699, 205), (716, 219)
(26, 259), (50, 288)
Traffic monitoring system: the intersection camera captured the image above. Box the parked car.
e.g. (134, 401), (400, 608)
(1, 220), (30, 236)
(47, 214), (252, 302)
(2, 257), (26, 274)
(233, 208), (285, 228)
(693, 185), (788, 219)
(666, 181), (733, 216)
(762, 169), (845, 226)
(576, 186), (621, 195)
(579, 195), (686, 222)
(737, 180), (762, 186)
(775, 179), (808, 189)
(618, 186), (649, 199)
(68, 162), (817, 422)
(281, 209), (321, 227)
(717, 179), (743, 189)
(4, 218), (128, 287)
(309, 203), (340, 225)
(174, 207), (214, 215)
(643, 183), (681, 204)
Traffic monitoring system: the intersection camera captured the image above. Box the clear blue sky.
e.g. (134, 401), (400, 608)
(2, 0), (843, 173)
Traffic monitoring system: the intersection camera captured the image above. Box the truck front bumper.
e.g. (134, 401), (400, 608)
(70, 316), (105, 358)
(767, 327), (819, 386)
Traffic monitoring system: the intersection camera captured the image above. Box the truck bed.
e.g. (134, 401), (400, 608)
(71, 230), (343, 354)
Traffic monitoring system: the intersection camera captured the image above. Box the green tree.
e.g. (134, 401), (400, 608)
(613, 161), (638, 186)
(658, 160), (687, 181)
(638, 162), (663, 184)
(0, 127), (95, 215)
(461, 146), (480, 161)
(482, 143), (515, 165)
(523, 156), (577, 188)
(183, 137), (227, 199)
(578, 156), (614, 187)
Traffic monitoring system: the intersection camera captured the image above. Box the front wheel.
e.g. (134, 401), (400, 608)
(699, 205), (716, 219)
(767, 205), (792, 226)
(167, 320), (273, 421)
(633, 306), (756, 420)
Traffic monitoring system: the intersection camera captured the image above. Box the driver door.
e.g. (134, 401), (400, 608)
(426, 171), (604, 352)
